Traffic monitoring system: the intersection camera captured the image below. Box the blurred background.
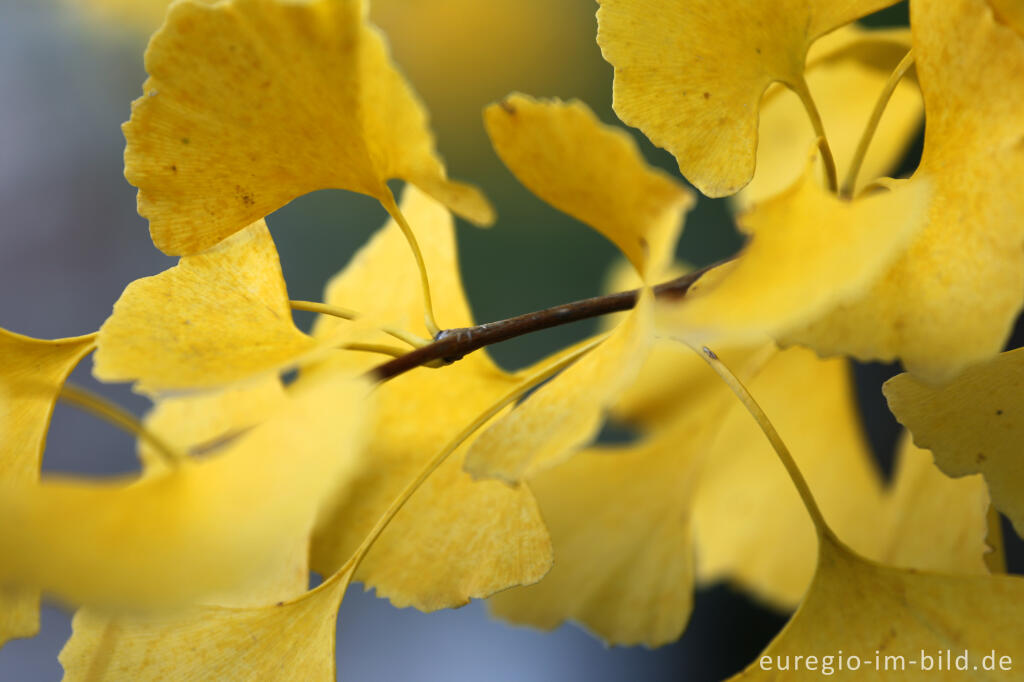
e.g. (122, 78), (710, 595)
(1, 1), (1017, 680)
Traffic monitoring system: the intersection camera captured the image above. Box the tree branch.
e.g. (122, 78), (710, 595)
(369, 262), (721, 382)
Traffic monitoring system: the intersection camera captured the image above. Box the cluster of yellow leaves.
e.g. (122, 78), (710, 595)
(4, 0), (1024, 679)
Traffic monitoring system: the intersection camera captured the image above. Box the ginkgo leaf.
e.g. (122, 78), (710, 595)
(310, 185), (471, 347)
(595, 0), (900, 197)
(874, 434), (989, 575)
(307, 186), (552, 610)
(610, 336), (732, 432)
(60, 378), (312, 679)
(309, 357), (553, 611)
(59, 561), (355, 682)
(695, 349), (989, 609)
(598, 260), (735, 427)
(691, 347), (885, 607)
(124, 0), (492, 256)
(0, 330), (96, 482)
(93, 221), (340, 394)
(885, 347), (1024, 536)
(492, 341), (988, 644)
(464, 291), (654, 483)
(609, 341), (987, 611)
(0, 590), (37, 652)
(0, 329), (95, 648)
(738, 26), (921, 209)
(786, 0), (1024, 382)
(466, 93), (698, 483)
(479, 280), (729, 646)
(989, 0), (1024, 36)
(731, 532), (1023, 681)
(0, 374), (369, 609)
(141, 378), (311, 607)
(488, 408), (715, 647)
(485, 95), (693, 280)
(139, 377), (288, 470)
(661, 154), (931, 346)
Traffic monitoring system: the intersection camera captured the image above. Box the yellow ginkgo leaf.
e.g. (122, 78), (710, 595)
(485, 95), (693, 280)
(60, 378), (312, 677)
(308, 186), (552, 610)
(492, 340), (988, 645)
(488, 410), (715, 647)
(0, 374), (369, 609)
(125, 0), (492, 256)
(599, 262), (737, 428)
(738, 26), (921, 209)
(786, 0), (1024, 382)
(0, 329), (95, 648)
(884, 347), (1024, 536)
(141, 378), (311, 607)
(464, 291), (654, 483)
(989, 0), (1024, 36)
(0, 330), (96, 482)
(309, 357), (553, 611)
(661, 155), (931, 346)
(610, 337), (732, 432)
(669, 345), (986, 609)
(59, 561), (355, 682)
(479, 280), (737, 646)
(312, 185), (470, 349)
(0, 589), (36, 652)
(139, 377), (287, 469)
(466, 94), (698, 483)
(692, 347), (885, 607)
(93, 221), (339, 394)
(596, 0), (900, 197)
(874, 434), (989, 575)
(731, 533), (1023, 681)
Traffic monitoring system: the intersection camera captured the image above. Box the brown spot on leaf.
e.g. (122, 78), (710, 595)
(170, 165), (177, 173)
(877, 627), (897, 652)
(499, 99), (517, 115)
(181, 137), (190, 145)
(976, 452), (987, 464)
(235, 185), (255, 206)
(996, 409), (1004, 416)
(703, 92), (710, 99)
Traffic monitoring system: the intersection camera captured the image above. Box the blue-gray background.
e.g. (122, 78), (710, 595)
(6, 2), (1015, 681)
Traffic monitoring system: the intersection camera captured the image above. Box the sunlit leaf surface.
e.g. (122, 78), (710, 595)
(124, 0), (491, 255)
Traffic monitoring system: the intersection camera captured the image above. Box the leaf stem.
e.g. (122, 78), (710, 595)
(340, 342), (413, 359)
(693, 344), (831, 537)
(379, 190), (443, 338)
(840, 50), (915, 198)
(289, 300), (358, 320)
(369, 261), (720, 382)
(793, 78), (839, 193)
(289, 300), (431, 348)
(58, 384), (180, 467)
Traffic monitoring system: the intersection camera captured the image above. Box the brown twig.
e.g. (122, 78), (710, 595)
(369, 262), (721, 382)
